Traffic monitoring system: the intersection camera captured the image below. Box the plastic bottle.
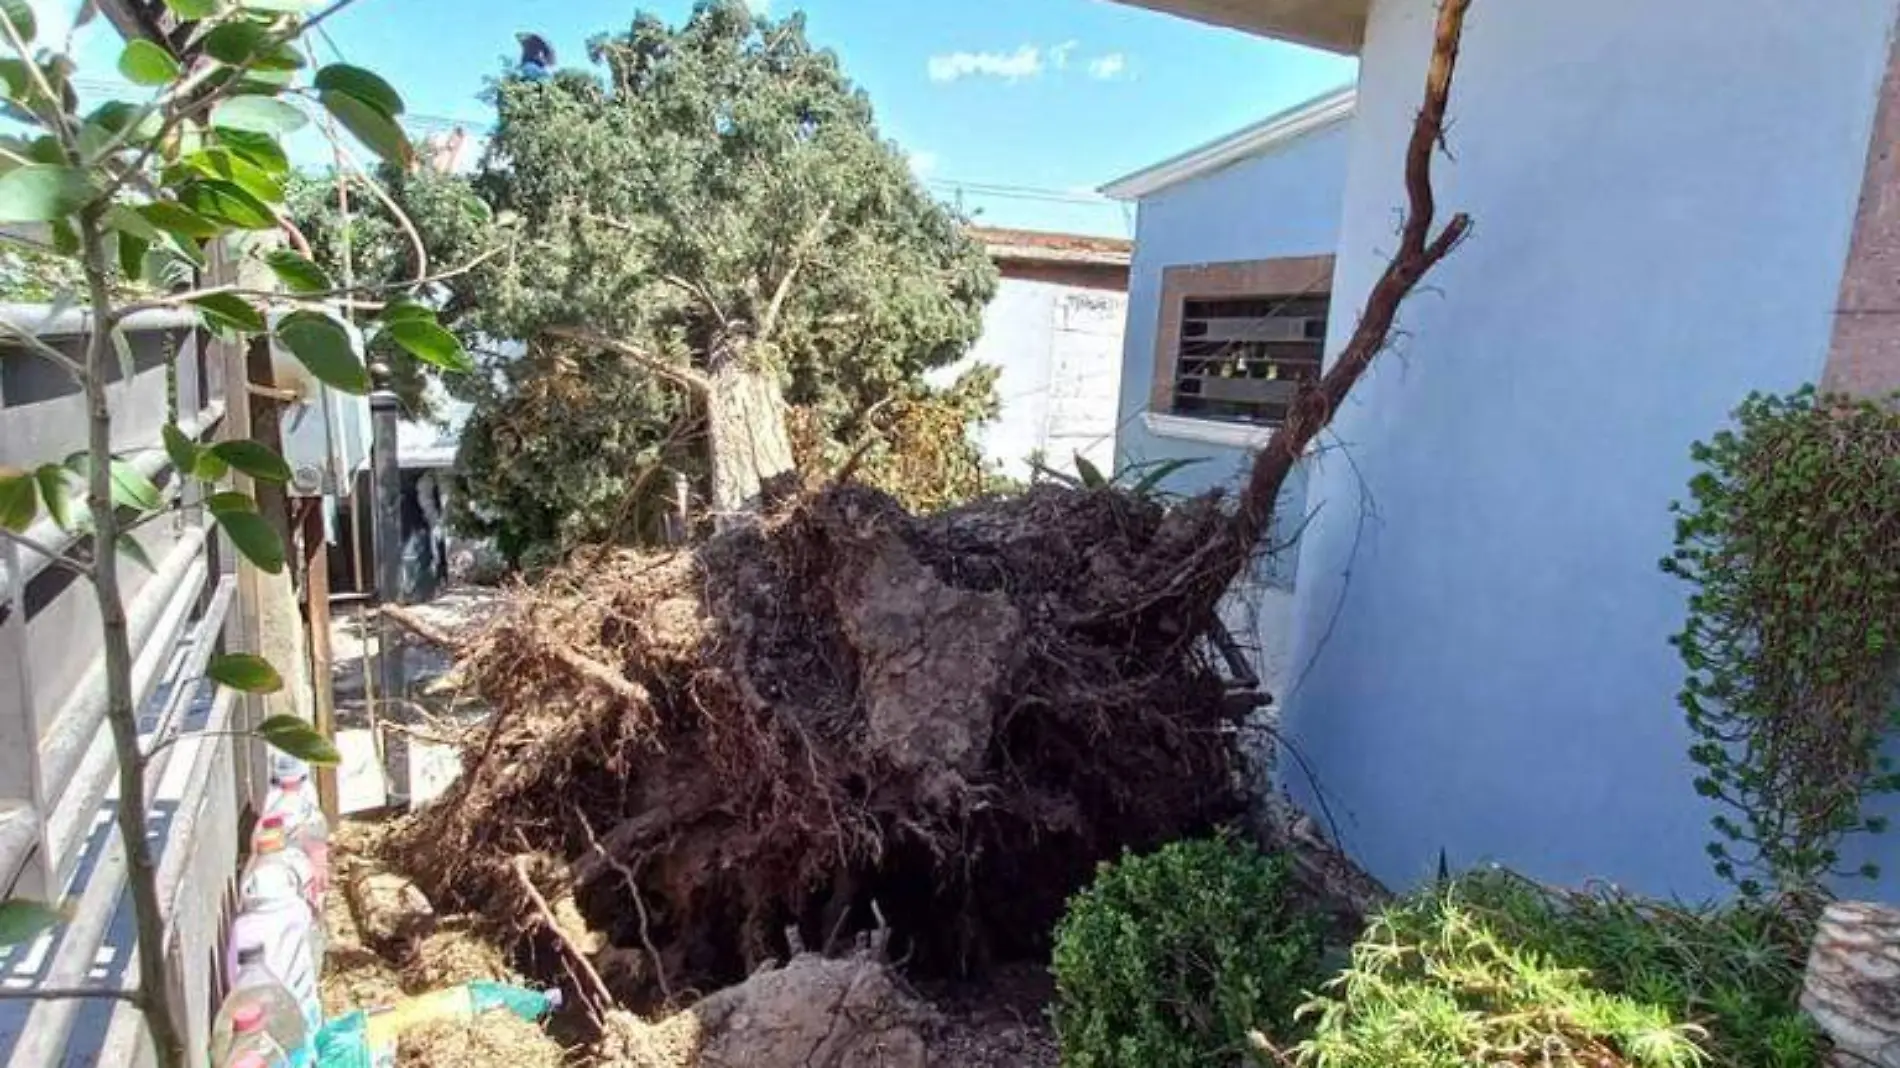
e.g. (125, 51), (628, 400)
(362, 981), (563, 1053)
(262, 767), (330, 905)
(211, 953), (313, 1067)
(228, 860), (324, 1034)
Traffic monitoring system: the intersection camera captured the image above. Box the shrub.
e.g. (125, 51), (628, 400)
(1052, 837), (1323, 1068)
(1296, 871), (1820, 1068)
(1663, 387), (1900, 898)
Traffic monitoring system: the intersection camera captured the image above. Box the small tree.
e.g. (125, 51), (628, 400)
(0, 3), (473, 1063)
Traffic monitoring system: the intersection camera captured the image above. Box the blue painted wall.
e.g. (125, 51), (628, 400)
(1113, 117), (1355, 590)
(1283, 0), (1900, 900)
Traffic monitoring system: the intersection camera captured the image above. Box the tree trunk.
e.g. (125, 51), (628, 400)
(77, 211), (185, 1068)
(706, 363), (795, 517)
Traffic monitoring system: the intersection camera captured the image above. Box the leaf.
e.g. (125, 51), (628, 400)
(117, 39), (180, 86)
(210, 95), (306, 136)
(0, 58), (25, 99)
(179, 147), (283, 203)
(377, 297), (434, 324)
(213, 128), (288, 175)
(0, 467), (35, 532)
(109, 459), (161, 512)
(216, 509), (284, 574)
(265, 248), (331, 294)
(161, 423), (201, 477)
(207, 653), (282, 694)
(0, 165), (91, 222)
(117, 533), (155, 573)
(1129, 458), (1208, 496)
(202, 19), (269, 65)
(163, 0), (218, 16)
(209, 440), (291, 483)
(320, 90), (412, 168)
(190, 292), (266, 333)
(276, 311), (369, 394)
(241, 0), (308, 11)
(313, 64), (403, 116)
(178, 179), (275, 230)
(117, 231), (148, 279)
(136, 200), (221, 239)
(386, 319), (472, 373)
(0, 0), (36, 44)
(0, 901), (66, 947)
(1074, 453), (1108, 490)
(33, 465), (70, 530)
(257, 715), (340, 766)
(192, 450), (229, 480)
(206, 491), (255, 514)
(250, 44), (305, 72)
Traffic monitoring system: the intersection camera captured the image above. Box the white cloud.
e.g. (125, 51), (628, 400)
(908, 150), (941, 179)
(1050, 40), (1080, 70)
(1087, 53), (1129, 80)
(927, 45), (1044, 84)
(744, 0), (772, 13)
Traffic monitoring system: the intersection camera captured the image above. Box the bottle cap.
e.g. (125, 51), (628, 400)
(232, 1002), (266, 1033)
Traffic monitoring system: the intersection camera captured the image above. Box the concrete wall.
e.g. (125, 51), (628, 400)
(939, 275), (1128, 482)
(1283, 0), (1900, 899)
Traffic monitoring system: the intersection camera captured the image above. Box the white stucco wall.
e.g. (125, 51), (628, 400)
(1284, 0), (1899, 899)
(940, 276), (1128, 482)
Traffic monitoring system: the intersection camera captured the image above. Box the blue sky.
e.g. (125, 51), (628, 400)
(50, 0), (1355, 236)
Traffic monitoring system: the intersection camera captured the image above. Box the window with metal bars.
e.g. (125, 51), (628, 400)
(1169, 294), (1329, 427)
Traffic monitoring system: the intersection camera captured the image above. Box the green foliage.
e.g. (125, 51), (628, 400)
(287, 0), (999, 556)
(1296, 872), (1819, 1068)
(0, 7), (433, 1060)
(1662, 387), (1900, 898)
(1052, 837), (1323, 1068)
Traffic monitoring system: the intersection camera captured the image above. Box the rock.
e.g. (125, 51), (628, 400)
(348, 870), (437, 952)
(1802, 901), (1900, 1066)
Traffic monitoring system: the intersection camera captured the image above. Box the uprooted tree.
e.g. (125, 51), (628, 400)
(297, 0), (1002, 559)
(388, 0), (1476, 1026)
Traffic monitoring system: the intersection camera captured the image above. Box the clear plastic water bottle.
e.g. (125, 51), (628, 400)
(229, 858), (324, 1033)
(211, 952), (312, 1067)
(262, 767), (330, 906)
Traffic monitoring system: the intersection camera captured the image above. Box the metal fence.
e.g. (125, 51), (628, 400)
(0, 303), (263, 1066)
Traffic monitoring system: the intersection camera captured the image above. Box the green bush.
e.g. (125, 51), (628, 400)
(1296, 871), (1820, 1068)
(1052, 837), (1323, 1068)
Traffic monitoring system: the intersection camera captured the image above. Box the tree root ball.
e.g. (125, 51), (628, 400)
(390, 483), (1259, 1008)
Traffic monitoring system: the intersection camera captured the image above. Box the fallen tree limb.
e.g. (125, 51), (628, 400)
(379, 604), (460, 651)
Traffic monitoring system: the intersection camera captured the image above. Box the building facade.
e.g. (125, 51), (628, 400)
(1107, 0), (1900, 899)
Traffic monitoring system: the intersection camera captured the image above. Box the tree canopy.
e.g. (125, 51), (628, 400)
(297, 1), (1001, 559)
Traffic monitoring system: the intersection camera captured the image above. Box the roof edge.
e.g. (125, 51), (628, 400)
(1099, 85), (1355, 201)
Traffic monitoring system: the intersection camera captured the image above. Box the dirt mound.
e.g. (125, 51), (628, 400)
(389, 483), (1257, 1009)
(599, 953), (931, 1068)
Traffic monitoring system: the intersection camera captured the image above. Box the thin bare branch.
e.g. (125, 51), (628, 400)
(0, 316), (85, 378)
(0, 526), (90, 579)
(757, 203), (833, 344)
(108, 247), (505, 323)
(544, 325), (712, 395)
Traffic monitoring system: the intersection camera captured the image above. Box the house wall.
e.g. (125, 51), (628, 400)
(1112, 117), (1353, 700)
(1284, 0), (1900, 899)
(939, 274), (1128, 482)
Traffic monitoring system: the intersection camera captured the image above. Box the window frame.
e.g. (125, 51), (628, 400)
(1149, 255), (1337, 430)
